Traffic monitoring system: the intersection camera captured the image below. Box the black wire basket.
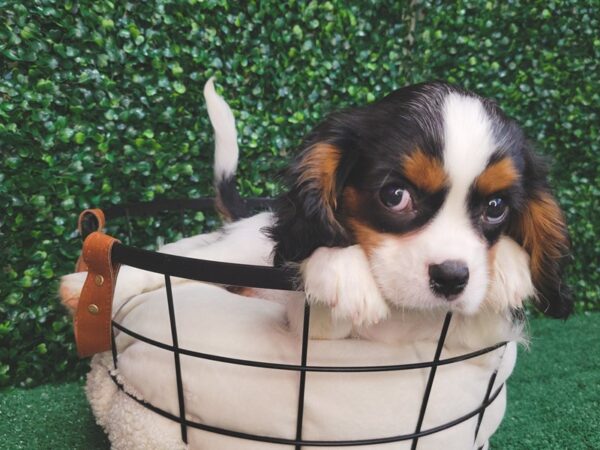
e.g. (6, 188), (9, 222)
(79, 198), (508, 450)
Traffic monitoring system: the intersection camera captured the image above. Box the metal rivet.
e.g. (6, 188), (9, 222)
(88, 304), (100, 315)
(94, 275), (104, 286)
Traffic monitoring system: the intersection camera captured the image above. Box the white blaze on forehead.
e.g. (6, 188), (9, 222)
(442, 93), (496, 191)
(418, 91), (498, 267)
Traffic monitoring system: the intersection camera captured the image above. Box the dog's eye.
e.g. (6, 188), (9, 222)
(379, 185), (413, 212)
(483, 198), (509, 224)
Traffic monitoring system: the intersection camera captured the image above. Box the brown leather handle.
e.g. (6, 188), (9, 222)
(75, 209), (106, 272)
(74, 231), (121, 357)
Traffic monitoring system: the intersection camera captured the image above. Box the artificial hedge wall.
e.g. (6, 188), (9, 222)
(1, 0), (598, 387)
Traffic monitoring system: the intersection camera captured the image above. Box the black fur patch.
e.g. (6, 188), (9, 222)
(214, 176), (252, 222)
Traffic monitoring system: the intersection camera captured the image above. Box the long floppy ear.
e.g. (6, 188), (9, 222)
(507, 149), (573, 318)
(268, 140), (359, 266)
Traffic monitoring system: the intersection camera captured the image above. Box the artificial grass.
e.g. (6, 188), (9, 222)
(0, 313), (598, 449)
(491, 312), (600, 449)
(0, 382), (108, 450)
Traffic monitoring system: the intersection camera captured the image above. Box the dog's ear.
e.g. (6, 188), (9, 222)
(507, 148), (572, 318)
(269, 139), (359, 265)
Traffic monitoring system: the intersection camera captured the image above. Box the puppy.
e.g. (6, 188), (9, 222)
(203, 80), (571, 346)
(61, 79), (571, 347)
(270, 82), (571, 315)
(65, 80), (572, 450)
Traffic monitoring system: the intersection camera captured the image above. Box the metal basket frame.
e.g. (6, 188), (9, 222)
(85, 198), (507, 449)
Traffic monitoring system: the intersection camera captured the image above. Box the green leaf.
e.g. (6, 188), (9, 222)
(73, 132), (86, 144)
(173, 81), (186, 94)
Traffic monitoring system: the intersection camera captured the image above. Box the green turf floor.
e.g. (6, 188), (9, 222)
(1, 313), (598, 449)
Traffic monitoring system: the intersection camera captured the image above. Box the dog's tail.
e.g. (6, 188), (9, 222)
(204, 77), (249, 221)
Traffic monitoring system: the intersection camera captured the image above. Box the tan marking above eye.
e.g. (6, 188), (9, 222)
(475, 158), (519, 195)
(401, 149), (447, 193)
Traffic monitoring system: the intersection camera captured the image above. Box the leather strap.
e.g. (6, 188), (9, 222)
(74, 231), (121, 357)
(75, 209), (106, 272)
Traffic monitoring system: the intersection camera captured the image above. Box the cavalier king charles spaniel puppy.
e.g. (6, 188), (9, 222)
(61, 78), (572, 344)
(59, 79), (572, 450)
(266, 80), (572, 332)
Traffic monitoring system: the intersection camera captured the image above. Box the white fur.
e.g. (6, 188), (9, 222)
(301, 245), (390, 326)
(442, 93), (496, 191)
(353, 236), (532, 348)
(204, 77), (239, 182)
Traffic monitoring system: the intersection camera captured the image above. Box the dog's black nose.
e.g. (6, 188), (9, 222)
(428, 260), (469, 299)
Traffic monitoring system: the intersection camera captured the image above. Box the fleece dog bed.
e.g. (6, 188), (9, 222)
(85, 281), (513, 450)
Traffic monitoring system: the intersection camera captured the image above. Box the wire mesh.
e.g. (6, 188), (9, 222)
(108, 241), (506, 448)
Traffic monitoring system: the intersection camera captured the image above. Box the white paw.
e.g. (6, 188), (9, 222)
(59, 271), (88, 313)
(301, 246), (390, 326)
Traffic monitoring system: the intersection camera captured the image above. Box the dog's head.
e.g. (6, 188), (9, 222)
(270, 82), (572, 318)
